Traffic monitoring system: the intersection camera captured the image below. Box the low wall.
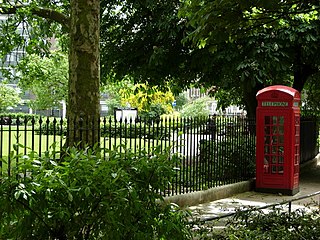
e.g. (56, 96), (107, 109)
(165, 153), (320, 208)
(164, 179), (255, 208)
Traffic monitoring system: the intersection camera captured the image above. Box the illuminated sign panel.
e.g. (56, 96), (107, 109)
(262, 102), (288, 107)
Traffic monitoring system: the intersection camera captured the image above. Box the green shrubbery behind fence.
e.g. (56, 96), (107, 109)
(0, 114), (317, 196)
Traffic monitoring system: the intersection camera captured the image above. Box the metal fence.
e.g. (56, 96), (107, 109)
(0, 115), (255, 196)
(0, 115), (257, 195)
(1, 115), (318, 196)
(300, 116), (319, 163)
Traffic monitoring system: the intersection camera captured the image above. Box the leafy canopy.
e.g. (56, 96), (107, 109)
(180, 96), (212, 118)
(179, 0), (320, 116)
(120, 83), (174, 114)
(0, 84), (21, 112)
(100, 0), (197, 91)
(0, 0), (69, 63)
(17, 51), (68, 110)
(100, 0), (320, 117)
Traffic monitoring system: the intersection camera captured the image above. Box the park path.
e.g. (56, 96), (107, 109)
(188, 154), (320, 222)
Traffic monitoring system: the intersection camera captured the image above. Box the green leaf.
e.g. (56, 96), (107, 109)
(23, 193), (28, 200)
(14, 191), (21, 200)
(58, 179), (67, 188)
(13, 143), (19, 151)
(32, 160), (42, 166)
(67, 192), (73, 202)
(50, 160), (58, 166)
(84, 187), (91, 197)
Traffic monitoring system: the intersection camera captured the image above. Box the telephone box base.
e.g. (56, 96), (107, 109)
(255, 187), (299, 196)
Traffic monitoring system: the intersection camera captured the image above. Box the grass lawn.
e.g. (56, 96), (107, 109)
(0, 125), (172, 174)
(0, 126), (62, 156)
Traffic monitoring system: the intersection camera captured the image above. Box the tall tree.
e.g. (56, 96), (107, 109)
(100, 0), (197, 91)
(17, 51), (68, 110)
(0, 0), (100, 147)
(180, 0), (320, 116)
(68, 0), (100, 147)
(101, 0), (320, 117)
(0, 84), (21, 112)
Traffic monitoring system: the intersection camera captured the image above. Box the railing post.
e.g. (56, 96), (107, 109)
(288, 201), (292, 215)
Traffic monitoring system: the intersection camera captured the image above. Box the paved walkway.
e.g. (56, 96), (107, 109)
(189, 155), (320, 221)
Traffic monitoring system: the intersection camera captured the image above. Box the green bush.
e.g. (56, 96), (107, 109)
(180, 97), (212, 118)
(0, 113), (40, 125)
(0, 145), (191, 240)
(198, 124), (256, 182)
(174, 93), (188, 111)
(104, 98), (122, 116)
(34, 117), (67, 135)
(101, 120), (174, 140)
(140, 103), (167, 122)
(33, 117), (175, 140)
(192, 206), (320, 239)
(33, 116), (210, 140)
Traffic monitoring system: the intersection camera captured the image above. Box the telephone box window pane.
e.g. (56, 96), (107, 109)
(279, 116), (284, 125)
(272, 136), (278, 144)
(264, 156), (270, 173)
(264, 146), (270, 154)
(278, 166), (284, 174)
(279, 136), (284, 144)
(272, 146), (277, 154)
(279, 126), (284, 134)
(265, 116), (271, 124)
(279, 156), (284, 164)
(272, 156), (277, 164)
(272, 166), (277, 174)
(264, 136), (270, 144)
(272, 126), (278, 134)
(272, 116), (277, 124)
(278, 146), (284, 154)
(265, 126), (270, 134)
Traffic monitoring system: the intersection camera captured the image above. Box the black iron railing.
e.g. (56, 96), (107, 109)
(300, 116), (319, 163)
(0, 115), (256, 196)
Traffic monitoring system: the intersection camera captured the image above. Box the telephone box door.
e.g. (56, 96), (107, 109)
(257, 112), (288, 188)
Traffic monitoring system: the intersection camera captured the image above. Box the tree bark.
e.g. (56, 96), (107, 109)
(67, 0), (100, 148)
(242, 80), (264, 119)
(292, 45), (316, 92)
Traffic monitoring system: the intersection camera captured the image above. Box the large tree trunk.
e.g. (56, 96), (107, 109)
(242, 80), (264, 135)
(67, 0), (100, 148)
(292, 45), (316, 92)
(243, 80), (264, 119)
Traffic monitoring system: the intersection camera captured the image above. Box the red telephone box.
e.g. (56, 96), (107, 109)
(256, 85), (300, 195)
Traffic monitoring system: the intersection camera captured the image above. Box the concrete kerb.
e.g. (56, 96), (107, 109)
(164, 153), (320, 208)
(164, 179), (255, 208)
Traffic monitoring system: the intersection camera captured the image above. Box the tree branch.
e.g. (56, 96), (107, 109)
(263, 6), (320, 17)
(0, 4), (70, 31)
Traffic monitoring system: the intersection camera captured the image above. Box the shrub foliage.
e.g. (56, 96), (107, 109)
(0, 145), (191, 239)
(192, 206), (320, 239)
